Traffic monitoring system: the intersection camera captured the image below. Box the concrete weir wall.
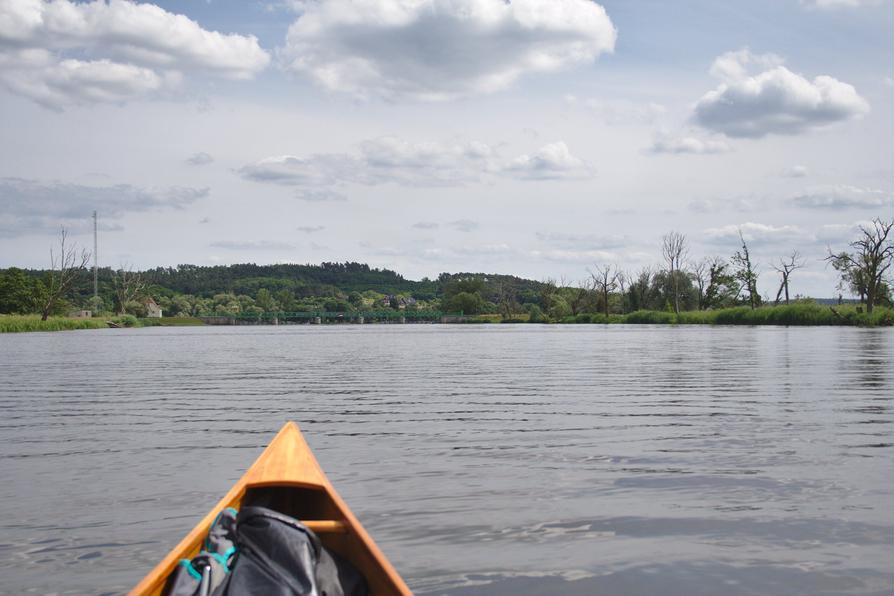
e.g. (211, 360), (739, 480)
(200, 316), (237, 325)
(198, 314), (454, 325)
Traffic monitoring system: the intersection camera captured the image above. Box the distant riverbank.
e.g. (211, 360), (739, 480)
(3, 304), (892, 333)
(0, 315), (205, 333)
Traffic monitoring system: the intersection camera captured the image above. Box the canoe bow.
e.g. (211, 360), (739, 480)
(130, 421), (411, 595)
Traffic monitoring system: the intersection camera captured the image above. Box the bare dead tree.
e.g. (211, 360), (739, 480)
(662, 231), (688, 314)
(112, 265), (147, 315)
(616, 270), (628, 313)
(731, 229), (760, 309)
(588, 264), (621, 317)
(628, 266), (653, 311)
(40, 228), (91, 321)
(496, 282), (519, 320)
(567, 278), (594, 315)
(689, 257), (711, 310)
(825, 217), (894, 313)
(539, 277), (558, 314)
(772, 251), (806, 305)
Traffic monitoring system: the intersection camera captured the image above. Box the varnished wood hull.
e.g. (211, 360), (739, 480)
(130, 422), (411, 595)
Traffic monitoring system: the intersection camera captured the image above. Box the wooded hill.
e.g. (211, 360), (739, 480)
(1, 261), (549, 317)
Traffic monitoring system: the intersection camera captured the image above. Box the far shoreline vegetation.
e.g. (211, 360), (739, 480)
(1, 218), (892, 333)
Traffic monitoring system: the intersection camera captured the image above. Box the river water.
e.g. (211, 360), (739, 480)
(1, 325), (892, 595)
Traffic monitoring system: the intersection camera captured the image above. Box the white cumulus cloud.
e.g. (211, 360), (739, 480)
(703, 222), (814, 245)
(790, 185), (893, 209)
(529, 248), (621, 263)
(781, 165), (809, 178)
(502, 141), (592, 179)
(535, 231), (628, 250)
(0, 0), (270, 108)
(565, 95), (667, 125)
(280, 0), (616, 100)
(801, 0), (877, 8)
(693, 49), (869, 138)
(239, 137), (591, 187)
(210, 240), (296, 251)
(447, 219), (479, 232)
(294, 189), (348, 202)
(649, 133), (731, 155)
(185, 152), (214, 166)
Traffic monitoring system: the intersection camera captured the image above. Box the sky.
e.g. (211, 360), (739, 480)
(1, 0), (892, 298)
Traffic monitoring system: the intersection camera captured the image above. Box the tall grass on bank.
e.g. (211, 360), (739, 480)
(0, 315), (108, 333)
(678, 304), (894, 326)
(0, 314), (148, 333)
(470, 304), (892, 326)
(569, 304), (893, 327)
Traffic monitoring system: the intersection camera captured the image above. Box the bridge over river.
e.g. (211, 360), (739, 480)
(198, 310), (463, 325)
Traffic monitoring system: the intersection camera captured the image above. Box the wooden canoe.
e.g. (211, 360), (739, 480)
(130, 421), (412, 595)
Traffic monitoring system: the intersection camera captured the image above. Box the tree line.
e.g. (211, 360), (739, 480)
(1, 218), (891, 319)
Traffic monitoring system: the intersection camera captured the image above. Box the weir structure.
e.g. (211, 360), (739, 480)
(198, 310), (453, 325)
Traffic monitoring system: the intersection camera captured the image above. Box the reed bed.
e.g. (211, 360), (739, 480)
(0, 314), (149, 333)
(0, 315), (108, 333)
(578, 304), (894, 327)
(509, 304), (893, 327)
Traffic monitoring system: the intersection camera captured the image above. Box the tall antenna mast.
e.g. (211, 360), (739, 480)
(93, 210), (98, 300)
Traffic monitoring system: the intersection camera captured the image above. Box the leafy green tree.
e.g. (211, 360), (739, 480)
(444, 291), (485, 314)
(702, 258), (739, 310)
(442, 278), (485, 302)
(171, 295), (194, 316)
(256, 288), (279, 312)
(237, 294), (256, 311)
(275, 289), (296, 312)
(559, 283), (595, 315)
(650, 270), (698, 311)
(213, 293), (242, 315)
(526, 303), (545, 323)
(322, 299), (350, 312)
(826, 218), (894, 313)
(347, 291), (363, 308)
(362, 290), (384, 308)
(547, 295), (571, 320)
(124, 300), (148, 317)
(87, 295), (107, 315)
(0, 268), (38, 314)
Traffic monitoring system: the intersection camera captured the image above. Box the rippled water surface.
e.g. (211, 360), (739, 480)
(1, 325), (893, 595)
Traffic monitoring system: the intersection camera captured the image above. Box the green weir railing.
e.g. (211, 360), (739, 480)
(199, 310), (449, 321)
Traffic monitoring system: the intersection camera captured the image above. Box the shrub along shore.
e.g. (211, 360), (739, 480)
(2, 304), (891, 333)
